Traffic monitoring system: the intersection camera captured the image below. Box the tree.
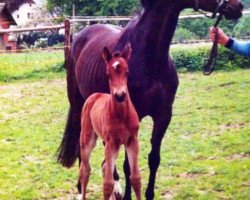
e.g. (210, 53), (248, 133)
(46, 0), (139, 17)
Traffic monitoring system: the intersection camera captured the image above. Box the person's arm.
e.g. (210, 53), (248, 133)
(225, 38), (250, 57)
(210, 27), (250, 57)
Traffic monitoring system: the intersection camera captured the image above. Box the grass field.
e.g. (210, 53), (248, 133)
(0, 52), (249, 199)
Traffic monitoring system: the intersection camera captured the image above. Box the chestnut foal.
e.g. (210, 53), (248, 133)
(79, 44), (141, 200)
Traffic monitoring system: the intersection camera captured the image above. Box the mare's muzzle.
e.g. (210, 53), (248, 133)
(221, 1), (243, 20)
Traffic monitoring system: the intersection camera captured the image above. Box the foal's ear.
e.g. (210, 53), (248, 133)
(122, 43), (132, 61)
(102, 47), (112, 63)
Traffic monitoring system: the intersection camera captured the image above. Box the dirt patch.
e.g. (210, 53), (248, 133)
(208, 122), (250, 136)
(226, 153), (250, 160)
(163, 191), (174, 199)
(219, 81), (237, 88)
(177, 171), (216, 179)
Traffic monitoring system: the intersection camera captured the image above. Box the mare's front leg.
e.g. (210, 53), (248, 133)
(126, 136), (141, 200)
(145, 107), (173, 200)
(103, 141), (119, 200)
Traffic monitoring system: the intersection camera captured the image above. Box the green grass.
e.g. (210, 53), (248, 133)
(0, 52), (249, 199)
(0, 51), (65, 82)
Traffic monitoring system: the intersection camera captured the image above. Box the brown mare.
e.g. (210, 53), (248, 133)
(79, 44), (141, 200)
(58, 0), (243, 199)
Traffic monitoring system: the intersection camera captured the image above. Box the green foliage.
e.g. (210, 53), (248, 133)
(46, 0), (139, 16)
(233, 16), (250, 37)
(173, 27), (198, 43)
(17, 32), (64, 49)
(244, 0), (250, 8)
(178, 14), (249, 40)
(178, 18), (214, 39)
(171, 44), (250, 72)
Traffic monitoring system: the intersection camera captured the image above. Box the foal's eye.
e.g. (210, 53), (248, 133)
(125, 71), (129, 76)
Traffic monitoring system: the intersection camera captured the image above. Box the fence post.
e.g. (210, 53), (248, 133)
(64, 19), (71, 69)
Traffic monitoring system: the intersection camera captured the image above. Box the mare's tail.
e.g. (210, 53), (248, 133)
(57, 49), (84, 168)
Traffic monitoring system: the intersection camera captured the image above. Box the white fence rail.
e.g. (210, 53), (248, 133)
(1, 10), (249, 34)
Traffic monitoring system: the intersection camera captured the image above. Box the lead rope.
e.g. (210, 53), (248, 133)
(203, 13), (223, 75)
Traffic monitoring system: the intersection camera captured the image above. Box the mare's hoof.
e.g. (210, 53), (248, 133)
(114, 193), (123, 200)
(75, 194), (82, 200)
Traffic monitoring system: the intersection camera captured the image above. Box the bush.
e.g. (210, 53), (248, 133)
(170, 44), (250, 72)
(17, 31), (64, 49)
(173, 28), (198, 43)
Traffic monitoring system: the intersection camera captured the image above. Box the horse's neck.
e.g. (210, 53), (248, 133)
(142, 3), (181, 64)
(116, 2), (183, 79)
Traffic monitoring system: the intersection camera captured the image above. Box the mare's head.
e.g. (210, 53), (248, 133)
(141, 0), (243, 20)
(198, 0), (243, 20)
(102, 44), (131, 103)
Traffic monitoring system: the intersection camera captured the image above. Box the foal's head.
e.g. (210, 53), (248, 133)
(103, 44), (131, 103)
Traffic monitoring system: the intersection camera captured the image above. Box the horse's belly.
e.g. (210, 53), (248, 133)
(74, 24), (122, 99)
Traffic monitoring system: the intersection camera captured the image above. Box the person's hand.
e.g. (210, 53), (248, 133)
(209, 27), (230, 46)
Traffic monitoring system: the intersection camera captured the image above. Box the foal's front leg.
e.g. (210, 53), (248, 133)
(126, 136), (141, 200)
(103, 142), (119, 200)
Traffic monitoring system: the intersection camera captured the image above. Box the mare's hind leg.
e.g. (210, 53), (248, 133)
(77, 155), (82, 193)
(145, 109), (173, 200)
(113, 166), (123, 200)
(123, 152), (131, 200)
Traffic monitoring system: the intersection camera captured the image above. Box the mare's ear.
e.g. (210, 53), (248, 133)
(122, 43), (132, 61)
(102, 47), (112, 63)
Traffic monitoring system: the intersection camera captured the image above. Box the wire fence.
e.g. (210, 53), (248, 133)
(0, 10), (250, 54)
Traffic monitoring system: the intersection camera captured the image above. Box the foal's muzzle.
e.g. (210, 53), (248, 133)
(114, 92), (126, 103)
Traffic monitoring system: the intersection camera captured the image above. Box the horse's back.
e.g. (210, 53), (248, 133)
(71, 24), (123, 98)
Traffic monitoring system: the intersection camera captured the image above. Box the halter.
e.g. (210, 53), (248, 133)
(194, 0), (230, 19)
(194, 0), (230, 75)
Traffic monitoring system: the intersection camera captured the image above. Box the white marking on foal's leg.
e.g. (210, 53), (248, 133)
(113, 180), (123, 200)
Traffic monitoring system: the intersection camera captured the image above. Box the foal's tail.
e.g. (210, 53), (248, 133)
(57, 49), (84, 168)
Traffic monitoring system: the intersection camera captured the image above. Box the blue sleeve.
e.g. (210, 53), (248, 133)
(225, 38), (250, 57)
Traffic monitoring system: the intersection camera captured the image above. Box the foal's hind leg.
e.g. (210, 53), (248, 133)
(126, 137), (141, 200)
(79, 130), (97, 200)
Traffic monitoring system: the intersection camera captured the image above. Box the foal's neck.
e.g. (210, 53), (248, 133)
(110, 93), (131, 121)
